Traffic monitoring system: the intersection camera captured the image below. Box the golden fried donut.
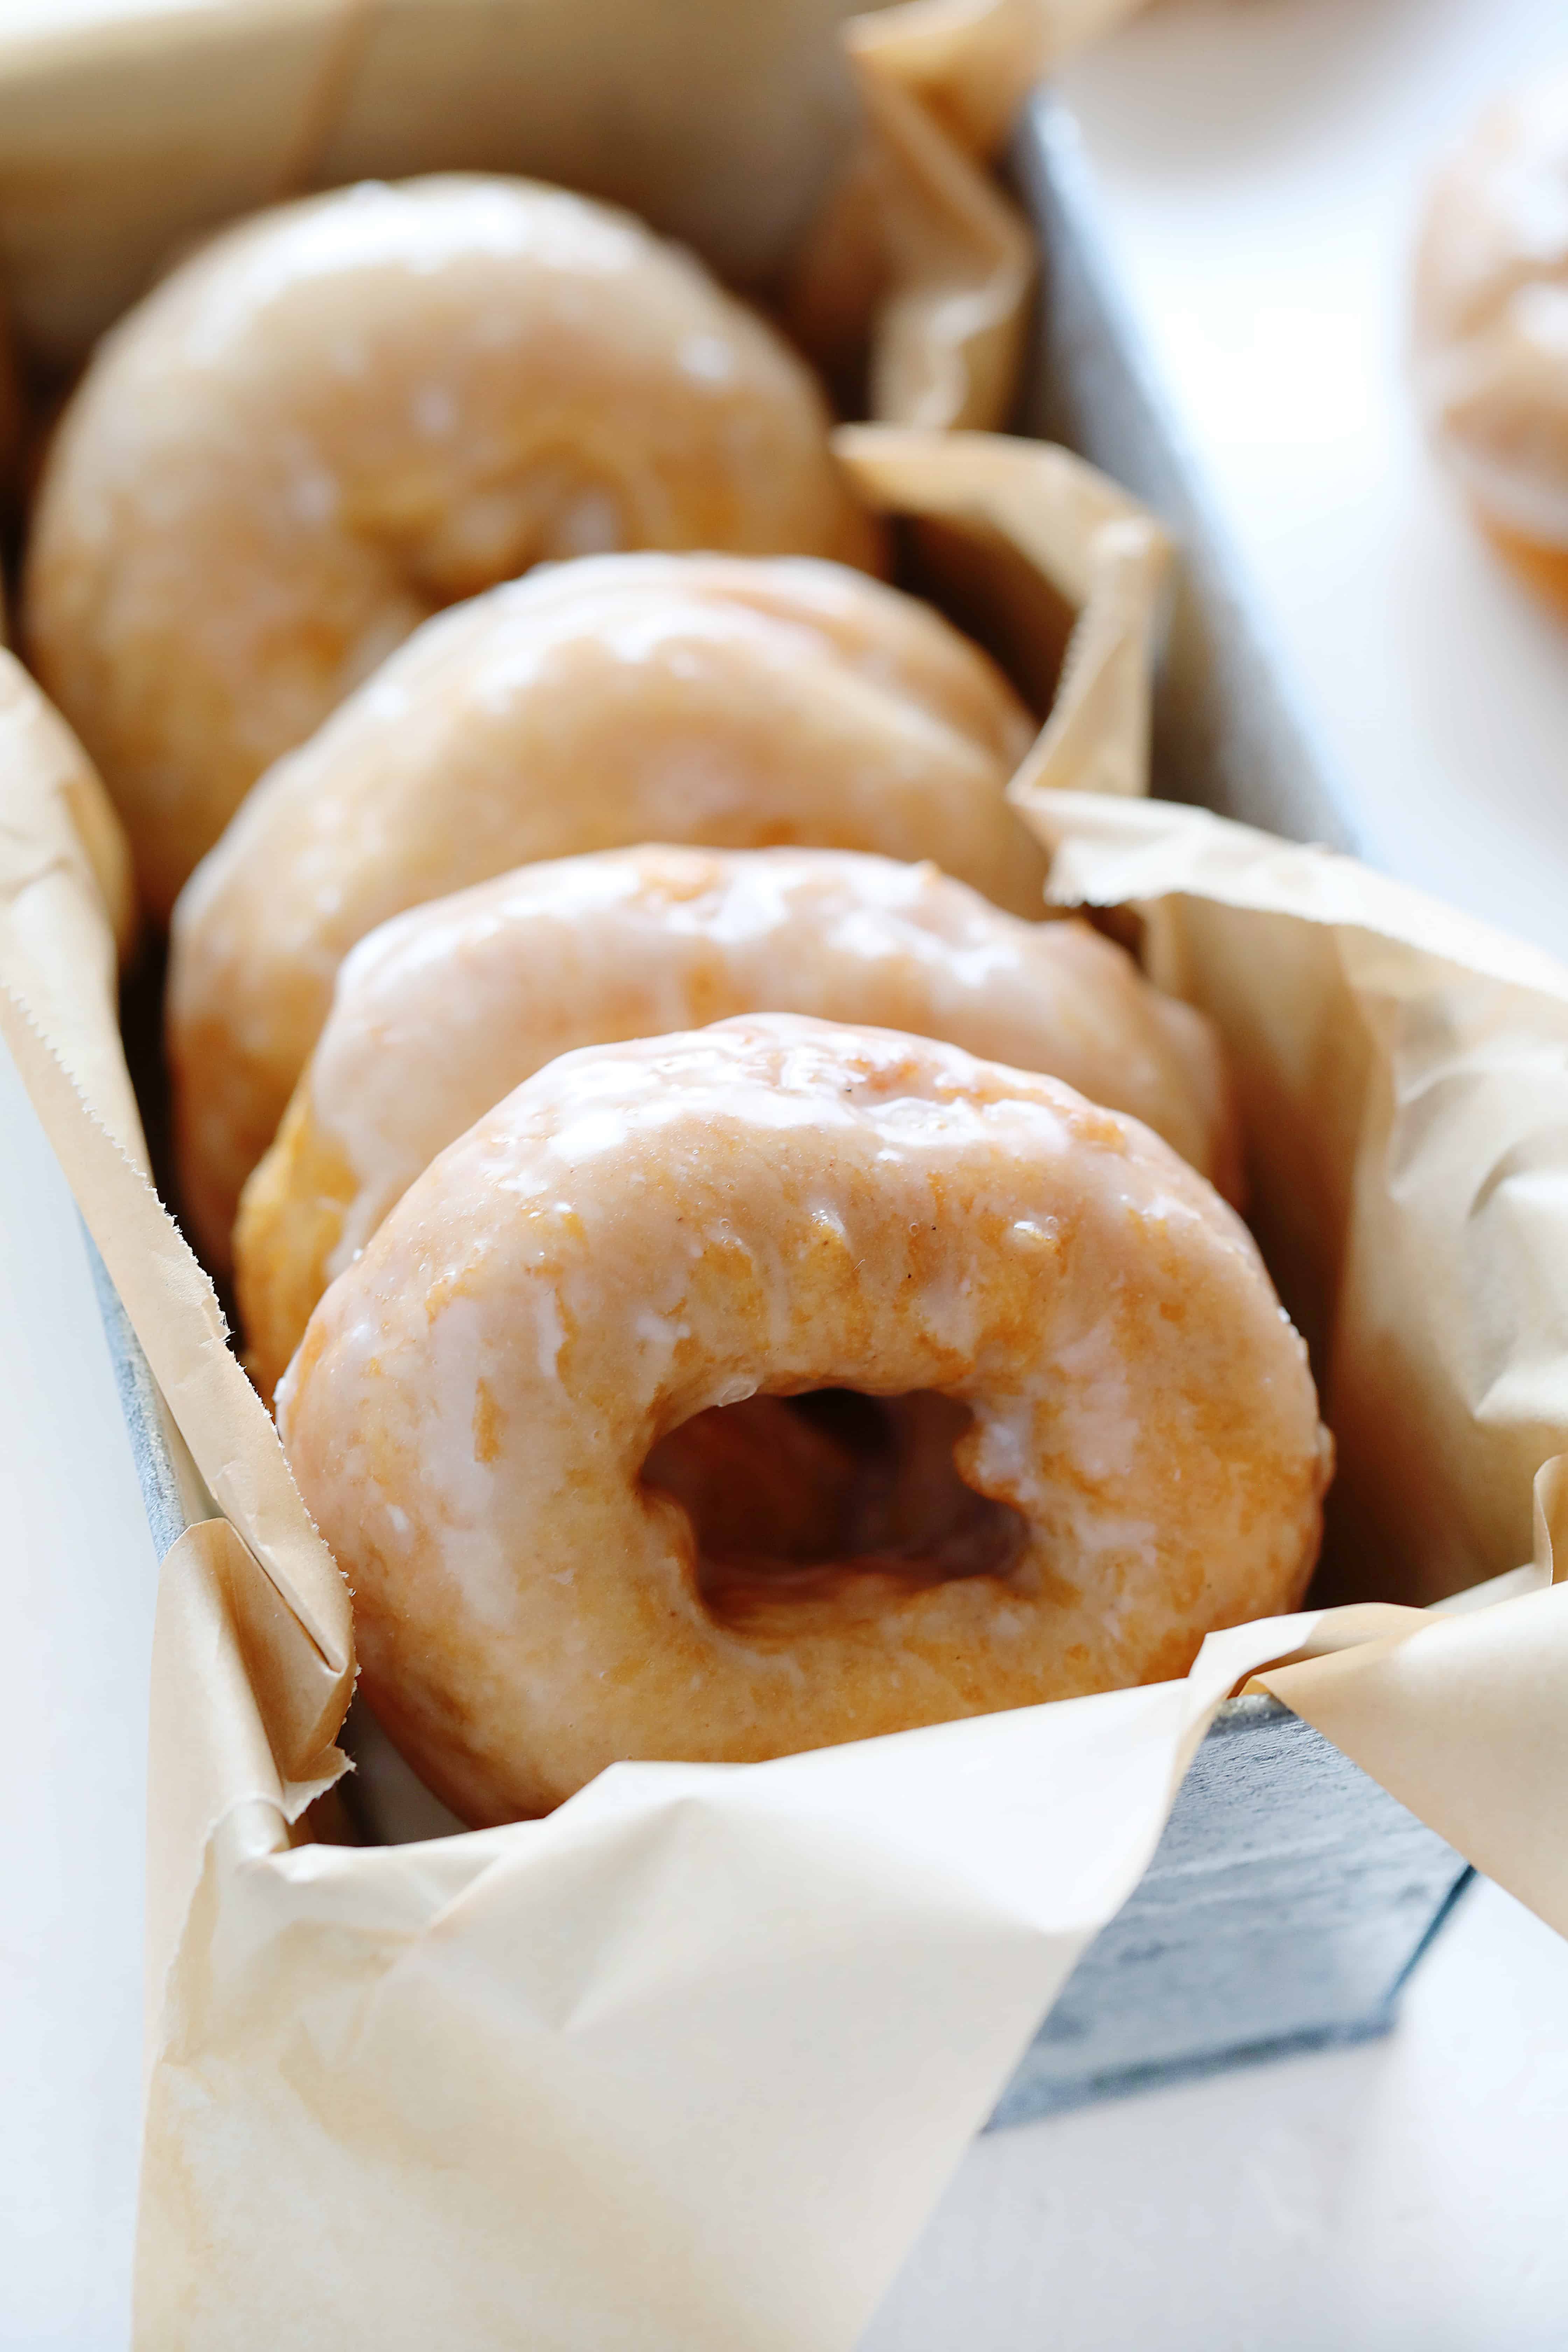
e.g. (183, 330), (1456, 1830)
(276, 1014), (1330, 1823)
(235, 843), (1239, 1400)
(24, 174), (879, 918)
(1413, 77), (1568, 605)
(168, 553), (1043, 1267)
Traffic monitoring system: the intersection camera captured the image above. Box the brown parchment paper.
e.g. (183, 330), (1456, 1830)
(0, 647), (139, 1153)
(1, 425), (1566, 2340)
(0, 650), (353, 1785)
(778, 0), (1157, 428)
(0, 0), (856, 362)
(1026, 788), (1568, 1605)
(1015, 786), (1568, 1946)
(836, 425), (1171, 793)
(847, 0), (1153, 159)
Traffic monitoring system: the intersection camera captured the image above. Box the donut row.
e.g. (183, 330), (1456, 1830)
(24, 169), (1332, 1821)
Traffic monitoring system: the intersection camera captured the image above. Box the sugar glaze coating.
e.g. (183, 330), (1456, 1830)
(26, 175), (879, 917)
(277, 1015), (1330, 1823)
(237, 843), (1240, 1399)
(169, 552), (1041, 1267)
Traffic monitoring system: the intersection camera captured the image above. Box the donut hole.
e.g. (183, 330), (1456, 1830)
(642, 1388), (1028, 1623)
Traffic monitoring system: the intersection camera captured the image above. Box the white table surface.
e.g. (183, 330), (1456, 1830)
(5, 1), (1568, 2344)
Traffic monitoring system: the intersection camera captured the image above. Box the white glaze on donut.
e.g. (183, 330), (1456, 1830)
(236, 844), (1239, 1400)
(276, 1015), (1330, 1823)
(167, 553), (1042, 1267)
(25, 175), (879, 917)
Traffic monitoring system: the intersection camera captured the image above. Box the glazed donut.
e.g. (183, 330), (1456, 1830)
(276, 1014), (1330, 1823)
(168, 552), (1044, 1267)
(235, 842), (1240, 1400)
(24, 174), (880, 918)
(1413, 77), (1568, 605)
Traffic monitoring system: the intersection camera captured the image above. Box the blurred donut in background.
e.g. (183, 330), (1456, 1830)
(1413, 74), (1568, 611)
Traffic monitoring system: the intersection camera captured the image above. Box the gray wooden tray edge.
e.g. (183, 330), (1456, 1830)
(995, 101), (1468, 2121)
(80, 93), (1471, 2133)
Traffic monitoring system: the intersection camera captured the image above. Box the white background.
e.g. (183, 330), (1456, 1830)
(5, 0), (1568, 2345)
